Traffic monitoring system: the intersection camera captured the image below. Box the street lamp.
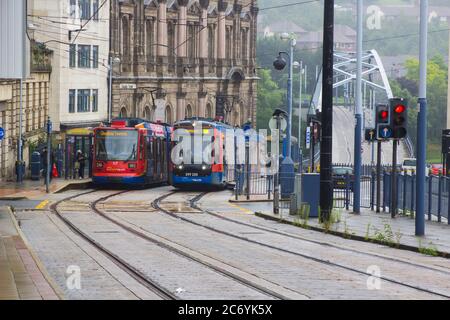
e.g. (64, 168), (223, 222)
(108, 56), (121, 123)
(293, 60), (303, 171)
(273, 33), (296, 198)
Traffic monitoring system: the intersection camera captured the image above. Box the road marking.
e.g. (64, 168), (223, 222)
(228, 202), (254, 214)
(35, 200), (49, 210)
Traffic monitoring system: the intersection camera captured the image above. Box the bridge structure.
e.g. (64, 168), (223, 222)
(309, 50), (414, 165)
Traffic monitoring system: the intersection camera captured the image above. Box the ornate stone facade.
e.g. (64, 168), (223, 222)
(110, 0), (258, 126)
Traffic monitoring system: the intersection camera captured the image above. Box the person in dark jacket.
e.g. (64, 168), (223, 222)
(76, 150), (86, 179)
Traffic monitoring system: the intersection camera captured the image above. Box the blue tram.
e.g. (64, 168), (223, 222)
(92, 118), (172, 186)
(171, 118), (235, 189)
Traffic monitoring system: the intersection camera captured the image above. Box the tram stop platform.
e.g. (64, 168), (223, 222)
(0, 178), (91, 201)
(226, 197), (450, 258)
(0, 207), (61, 300)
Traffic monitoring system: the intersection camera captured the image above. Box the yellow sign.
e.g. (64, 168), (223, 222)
(98, 130), (130, 137)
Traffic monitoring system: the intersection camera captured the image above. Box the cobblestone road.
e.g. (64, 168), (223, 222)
(100, 187), (450, 299)
(13, 186), (450, 300)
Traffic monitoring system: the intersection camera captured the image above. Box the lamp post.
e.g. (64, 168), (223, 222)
(273, 33), (296, 198)
(294, 61), (303, 170)
(108, 56), (121, 123)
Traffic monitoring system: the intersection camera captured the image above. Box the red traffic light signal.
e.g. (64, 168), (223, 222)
(390, 98), (408, 139)
(380, 110), (388, 120)
(394, 104), (406, 114)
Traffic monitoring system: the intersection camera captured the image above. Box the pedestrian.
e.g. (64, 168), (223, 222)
(76, 150), (86, 179)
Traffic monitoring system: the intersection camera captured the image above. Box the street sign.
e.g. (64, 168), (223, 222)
(378, 126), (392, 140)
(119, 83), (137, 90)
(306, 127), (311, 149)
(365, 128), (376, 142)
(0, 127), (4, 141)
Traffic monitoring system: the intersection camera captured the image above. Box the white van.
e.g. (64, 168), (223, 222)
(401, 158), (416, 173)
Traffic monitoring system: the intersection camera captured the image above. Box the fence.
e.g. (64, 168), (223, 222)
(233, 162), (449, 225)
(382, 172), (449, 223)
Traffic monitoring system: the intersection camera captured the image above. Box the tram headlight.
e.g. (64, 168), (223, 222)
(201, 165), (207, 171)
(96, 162), (104, 168)
(128, 163), (136, 169)
(177, 165), (184, 170)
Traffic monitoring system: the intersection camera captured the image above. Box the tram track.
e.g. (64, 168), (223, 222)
(192, 193), (450, 274)
(52, 189), (283, 300)
(51, 190), (178, 300)
(151, 190), (450, 299)
(92, 193), (297, 300)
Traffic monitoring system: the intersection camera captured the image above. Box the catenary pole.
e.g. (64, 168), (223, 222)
(320, 0), (334, 222)
(416, 0), (428, 236)
(353, 0), (363, 213)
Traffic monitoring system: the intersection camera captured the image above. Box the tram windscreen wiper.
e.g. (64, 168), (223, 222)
(124, 144), (136, 163)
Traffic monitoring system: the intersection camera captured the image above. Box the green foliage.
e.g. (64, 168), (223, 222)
(391, 55), (448, 148)
(256, 69), (285, 130)
(418, 239), (439, 257)
(293, 203), (310, 229)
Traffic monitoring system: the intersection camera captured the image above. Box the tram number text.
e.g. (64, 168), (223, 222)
(185, 173), (199, 177)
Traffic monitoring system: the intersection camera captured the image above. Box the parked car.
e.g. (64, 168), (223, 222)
(401, 158), (416, 173)
(429, 164), (446, 176)
(332, 166), (354, 191)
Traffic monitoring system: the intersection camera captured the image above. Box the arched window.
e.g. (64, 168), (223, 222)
(208, 26), (215, 59)
(165, 105), (172, 124)
(240, 104), (246, 125)
(241, 29), (248, 60)
(188, 24), (197, 59)
(168, 22), (175, 58)
(185, 104), (193, 119)
(233, 110), (240, 126)
(146, 19), (154, 60)
(226, 26), (232, 58)
(122, 16), (130, 57)
(205, 103), (213, 119)
(119, 107), (128, 118)
(143, 106), (151, 121)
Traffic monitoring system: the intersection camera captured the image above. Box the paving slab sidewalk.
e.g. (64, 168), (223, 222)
(232, 199), (450, 257)
(0, 179), (91, 201)
(0, 207), (62, 300)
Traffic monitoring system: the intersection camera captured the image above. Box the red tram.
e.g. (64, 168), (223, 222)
(92, 118), (172, 186)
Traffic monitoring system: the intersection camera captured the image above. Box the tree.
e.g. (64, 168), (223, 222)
(393, 55), (448, 147)
(256, 69), (285, 130)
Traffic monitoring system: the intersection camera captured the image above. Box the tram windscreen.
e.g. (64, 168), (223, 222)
(95, 130), (138, 161)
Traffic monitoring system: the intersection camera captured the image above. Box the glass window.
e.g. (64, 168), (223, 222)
(69, 0), (76, 18)
(78, 45), (91, 68)
(79, 0), (91, 20)
(77, 89), (90, 112)
(95, 130), (138, 161)
(93, 0), (99, 20)
(92, 45), (98, 68)
(69, 89), (76, 113)
(92, 89), (98, 112)
(69, 44), (76, 67)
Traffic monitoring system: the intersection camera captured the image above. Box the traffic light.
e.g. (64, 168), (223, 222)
(390, 98), (408, 139)
(375, 104), (392, 140)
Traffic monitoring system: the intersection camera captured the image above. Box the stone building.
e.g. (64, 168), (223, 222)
(110, 0), (259, 126)
(0, 42), (52, 181)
